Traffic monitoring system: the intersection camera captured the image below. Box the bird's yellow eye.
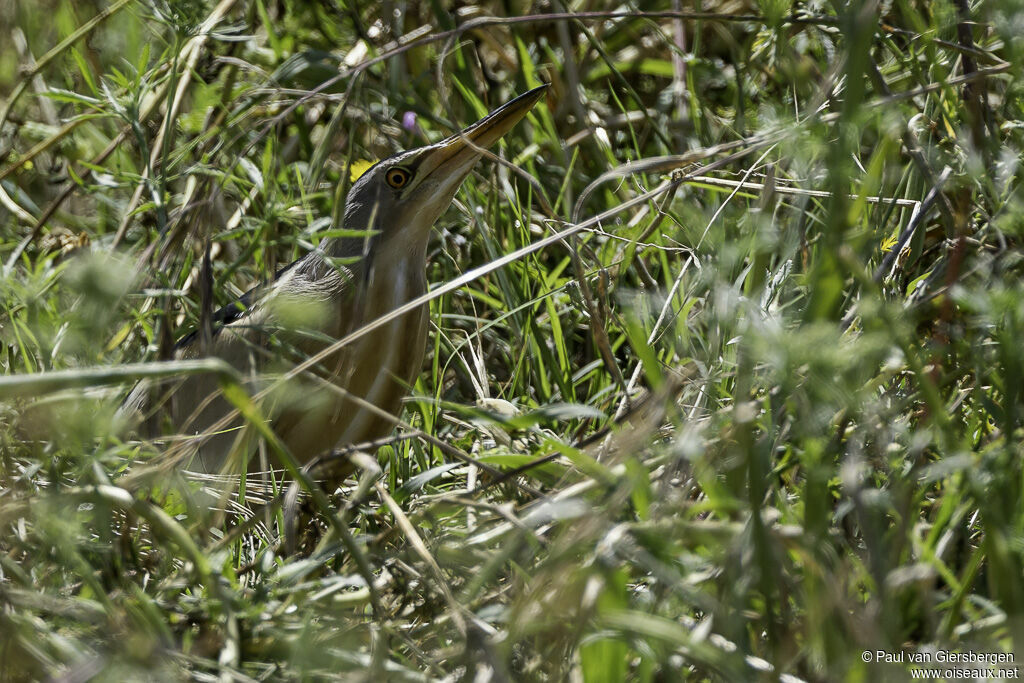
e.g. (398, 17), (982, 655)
(385, 167), (411, 189)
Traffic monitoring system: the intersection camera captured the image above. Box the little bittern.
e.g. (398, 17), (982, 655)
(125, 85), (547, 478)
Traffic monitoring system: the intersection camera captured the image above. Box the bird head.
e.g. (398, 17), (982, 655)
(333, 84), (548, 261)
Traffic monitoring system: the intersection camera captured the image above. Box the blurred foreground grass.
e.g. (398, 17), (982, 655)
(2, 0), (1024, 680)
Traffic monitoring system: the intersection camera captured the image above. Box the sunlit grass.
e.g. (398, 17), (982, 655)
(2, 0), (1024, 680)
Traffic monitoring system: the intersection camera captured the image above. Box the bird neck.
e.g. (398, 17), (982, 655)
(318, 231), (428, 301)
(365, 234), (429, 297)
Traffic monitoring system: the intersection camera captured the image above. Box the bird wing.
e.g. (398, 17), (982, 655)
(121, 255), (318, 430)
(122, 253), (361, 474)
(173, 258), (301, 353)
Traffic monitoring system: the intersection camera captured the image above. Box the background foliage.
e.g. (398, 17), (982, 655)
(2, 0), (1023, 680)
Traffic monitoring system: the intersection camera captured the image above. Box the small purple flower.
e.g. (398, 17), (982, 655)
(402, 111), (417, 132)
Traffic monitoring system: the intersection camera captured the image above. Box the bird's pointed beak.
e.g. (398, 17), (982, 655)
(413, 84), (549, 192)
(441, 83), (549, 153)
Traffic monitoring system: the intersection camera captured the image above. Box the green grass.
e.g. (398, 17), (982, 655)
(2, 0), (1024, 680)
